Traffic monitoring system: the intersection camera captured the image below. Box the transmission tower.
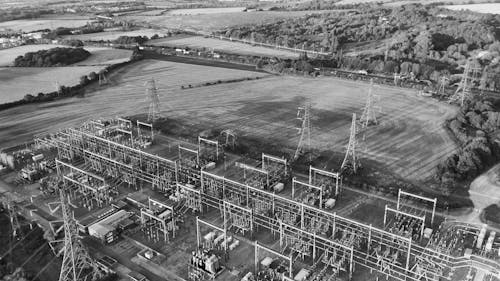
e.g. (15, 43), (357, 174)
(48, 187), (102, 281)
(6, 199), (21, 238)
(449, 61), (480, 106)
(146, 78), (161, 122)
(359, 79), (380, 129)
(54, 81), (62, 95)
(293, 101), (312, 162)
(479, 67), (488, 95)
(341, 113), (359, 174)
(438, 76), (449, 96)
(98, 71), (108, 86)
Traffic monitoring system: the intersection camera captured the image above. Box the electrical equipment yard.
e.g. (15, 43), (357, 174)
(0, 108), (499, 281)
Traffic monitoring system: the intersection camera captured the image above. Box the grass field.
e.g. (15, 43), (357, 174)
(150, 36), (300, 58)
(0, 45), (132, 103)
(119, 10), (331, 34)
(0, 14), (93, 33)
(62, 29), (162, 41)
(0, 59), (457, 183)
(166, 7), (246, 15)
(0, 66), (103, 103)
(0, 45), (132, 67)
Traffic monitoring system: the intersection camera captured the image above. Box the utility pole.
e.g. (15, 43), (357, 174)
(359, 79), (380, 129)
(293, 101), (311, 162)
(341, 113), (359, 174)
(146, 78), (161, 122)
(48, 187), (102, 281)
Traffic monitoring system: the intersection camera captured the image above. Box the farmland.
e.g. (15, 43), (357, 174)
(119, 10), (333, 34)
(0, 45), (132, 103)
(150, 36), (300, 58)
(0, 45), (132, 67)
(62, 29), (162, 41)
(0, 14), (92, 33)
(0, 65), (102, 103)
(166, 7), (246, 15)
(0, 58), (457, 183)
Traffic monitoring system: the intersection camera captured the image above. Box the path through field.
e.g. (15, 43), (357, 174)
(0, 59), (458, 182)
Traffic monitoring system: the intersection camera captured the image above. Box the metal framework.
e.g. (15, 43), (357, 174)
(293, 101), (311, 162)
(140, 197), (176, 243)
(309, 166), (341, 197)
(42, 121), (500, 281)
(196, 216), (228, 252)
(397, 189), (437, 225)
(254, 241), (293, 279)
(198, 137), (219, 164)
(449, 61), (480, 106)
(359, 79), (380, 128)
(341, 113), (359, 174)
(146, 78), (161, 122)
(56, 159), (113, 210)
(220, 129), (236, 149)
(137, 121), (154, 143)
(116, 118), (133, 142)
(292, 178), (324, 209)
(179, 145), (199, 169)
(176, 183), (203, 213)
(235, 161), (270, 189)
(48, 188), (102, 281)
(53, 128), (178, 190)
(384, 205), (425, 239)
(98, 71), (108, 86)
(262, 153), (288, 187)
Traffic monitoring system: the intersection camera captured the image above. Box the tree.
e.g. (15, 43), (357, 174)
(88, 71), (98, 81)
(414, 30), (433, 61)
(79, 75), (89, 85)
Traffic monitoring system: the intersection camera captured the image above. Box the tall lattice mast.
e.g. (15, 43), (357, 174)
(48, 187), (102, 281)
(293, 101), (311, 162)
(341, 113), (359, 174)
(146, 78), (161, 122)
(438, 76), (449, 96)
(359, 79), (380, 129)
(98, 70), (108, 86)
(6, 199), (21, 238)
(449, 61), (480, 106)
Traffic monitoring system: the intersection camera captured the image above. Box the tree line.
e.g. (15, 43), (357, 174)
(218, 4), (500, 91)
(13, 47), (91, 67)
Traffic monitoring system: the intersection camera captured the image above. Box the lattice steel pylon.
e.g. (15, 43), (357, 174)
(341, 113), (359, 174)
(146, 78), (161, 122)
(449, 60), (480, 106)
(48, 187), (102, 281)
(6, 199), (21, 238)
(359, 79), (380, 129)
(438, 76), (449, 96)
(98, 71), (108, 86)
(293, 101), (311, 162)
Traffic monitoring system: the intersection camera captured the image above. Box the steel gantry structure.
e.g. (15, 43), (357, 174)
(41, 122), (500, 281)
(45, 127), (178, 192)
